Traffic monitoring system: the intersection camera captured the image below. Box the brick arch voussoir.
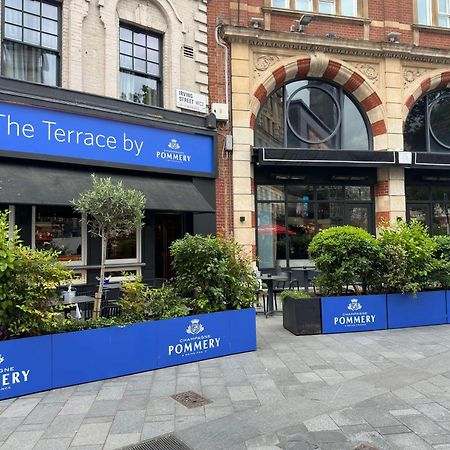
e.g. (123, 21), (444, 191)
(403, 70), (450, 122)
(250, 56), (387, 141)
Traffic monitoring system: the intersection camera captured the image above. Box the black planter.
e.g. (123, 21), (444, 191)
(282, 295), (322, 335)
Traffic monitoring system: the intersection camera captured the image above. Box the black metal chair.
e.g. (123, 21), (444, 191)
(78, 301), (94, 320)
(100, 304), (122, 318)
(146, 278), (167, 289)
(272, 272), (291, 310)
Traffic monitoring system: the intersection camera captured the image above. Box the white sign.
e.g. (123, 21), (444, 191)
(176, 89), (208, 114)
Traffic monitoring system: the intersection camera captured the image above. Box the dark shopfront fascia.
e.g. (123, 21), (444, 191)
(0, 78), (217, 286)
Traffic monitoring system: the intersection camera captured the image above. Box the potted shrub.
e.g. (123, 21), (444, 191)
(281, 290), (321, 335)
(380, 220), (447, 329)
(0, 226), (258, 400)
(308, 226), (388, 334)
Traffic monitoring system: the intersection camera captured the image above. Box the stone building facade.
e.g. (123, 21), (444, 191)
(0, 0), (209, 105)
(0, 0), (216, 285)
(209, 0), (450, 268)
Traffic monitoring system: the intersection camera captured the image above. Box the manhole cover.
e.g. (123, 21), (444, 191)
(171, 390), (211, 408)
(121, 434), (192, 450)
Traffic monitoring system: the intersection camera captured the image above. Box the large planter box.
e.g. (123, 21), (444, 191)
(321, 294), (387, 334)
(387, 291), (447, 329)
(0, 335), (52, 399)
(282, 296), (322, 335)
(0, 308), (256, 401)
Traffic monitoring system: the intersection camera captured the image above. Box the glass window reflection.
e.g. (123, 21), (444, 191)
(257, 203), (286, 269)
(255, 79), (370, 150)
(35, 206), (82, 263)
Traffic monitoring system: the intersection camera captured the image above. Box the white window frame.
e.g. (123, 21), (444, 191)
(272, 0), (290, 8)
(341, 0), (358, 16)
(418, 0), (433, 24)
(438, 0), (450, 26)
(32, 205), (87, 267)
(105, 267), (142, 283)
(319, 0), (336, 14)
(416, 0), (450, 27)
(295, 0), (313, 11)
(105, 226), (142, 266)
(272, 0), (362, 16)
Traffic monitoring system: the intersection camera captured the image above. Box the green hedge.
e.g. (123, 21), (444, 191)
(308, 220), (448, 296)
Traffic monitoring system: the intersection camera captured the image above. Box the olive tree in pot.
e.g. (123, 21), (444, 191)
(72, 175), (145, 318)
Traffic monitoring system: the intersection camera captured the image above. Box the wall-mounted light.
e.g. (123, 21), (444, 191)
(250, 17), (264, 29)
(291, 14), (314, 33)
(387, 31), (401, 43)
(240, 216), (246, 223)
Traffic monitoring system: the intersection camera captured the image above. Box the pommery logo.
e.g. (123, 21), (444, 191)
(333, 298), (376, 327)
(186, 319), (204, 335)
(348, 299), (362, 312)
(0, 353), (31, 392)
(156, 139), (192, 163)
(168, 139), (180, 150)
(167, 319), (221, 356)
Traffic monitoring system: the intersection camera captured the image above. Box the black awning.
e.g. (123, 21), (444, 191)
(0, 162), (215, 212)
(413, 152), (450, 169)
(255, 148), (396, 167)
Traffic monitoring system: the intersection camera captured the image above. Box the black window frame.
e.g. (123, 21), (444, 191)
(119, 22), (163, 108)
(406, 183), (450, 236)
(404, 88), (450, 153)
(255, 78), (373, 151)
(1, 0), (62, 86)
(255, 183), (375, 267)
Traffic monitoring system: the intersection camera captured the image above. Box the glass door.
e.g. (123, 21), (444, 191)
(344, 204), (373, 233)
(406, 204), (431, 229)
(155, 214), (184, 279)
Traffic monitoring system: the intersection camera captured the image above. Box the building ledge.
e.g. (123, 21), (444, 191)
(412, 23), (450, 34)
(221, 25), (450, 64)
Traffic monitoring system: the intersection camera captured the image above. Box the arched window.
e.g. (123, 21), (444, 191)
(255, 79), (371, 150)
(405, 89), (450, 153)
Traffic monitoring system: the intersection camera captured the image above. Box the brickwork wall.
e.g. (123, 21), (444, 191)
(207, 0), (234, 237)
(207, 0), (450, 254)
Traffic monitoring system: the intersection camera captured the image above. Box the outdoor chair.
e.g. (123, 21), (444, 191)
(79, 301), (94, 320)
(100, 304), (122, 318)
(146, 278), (167, 289)
(255, 277), (268, 313)
(272, 272), (291, 309)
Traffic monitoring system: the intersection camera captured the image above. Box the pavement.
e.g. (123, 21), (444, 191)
(3, 314), (450, 450)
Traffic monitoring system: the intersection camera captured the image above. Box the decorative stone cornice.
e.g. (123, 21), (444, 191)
(221, 25), (450, 65)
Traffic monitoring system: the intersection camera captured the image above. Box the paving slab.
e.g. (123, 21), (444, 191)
(5, 316), (450, 449)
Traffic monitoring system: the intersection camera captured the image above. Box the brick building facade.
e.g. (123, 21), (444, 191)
(209, 0), (450, 268)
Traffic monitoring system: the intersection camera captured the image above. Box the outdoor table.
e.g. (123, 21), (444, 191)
(258, 274), (288, 317)
(290, 266), (316, 291)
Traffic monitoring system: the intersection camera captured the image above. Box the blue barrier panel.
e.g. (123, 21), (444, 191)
(321, 295), (387, 334)
(447, 291), (450, 324)
(0, 335), (52, 400)
(387, 291), (447, 329)
(52, 322), (157, 388)
(156, 310), (233, 368)
(228, 309), (257, 353)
